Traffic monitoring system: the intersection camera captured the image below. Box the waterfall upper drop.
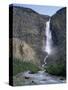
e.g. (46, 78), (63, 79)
(44, 19), (52, 55)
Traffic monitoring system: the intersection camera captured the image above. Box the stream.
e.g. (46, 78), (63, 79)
(13, 70), (66, 86)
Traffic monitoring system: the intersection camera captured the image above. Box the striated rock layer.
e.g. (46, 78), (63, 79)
(9, 5), (49, 66)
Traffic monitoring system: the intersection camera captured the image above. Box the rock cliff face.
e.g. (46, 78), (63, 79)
(47, 8), (66, 66)
(10, 5), (49, 66)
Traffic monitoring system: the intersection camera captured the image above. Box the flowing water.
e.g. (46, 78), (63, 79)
(42, 19), (53, 67)
(45, 19), (52, 54)
(13, 20), (66, 86)
(14, 71), (65, 85)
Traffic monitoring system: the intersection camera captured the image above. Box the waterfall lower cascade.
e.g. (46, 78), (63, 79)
(42, 19), (53, 67)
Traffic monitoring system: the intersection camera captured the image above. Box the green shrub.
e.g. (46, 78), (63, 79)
(45, 64), (66, 77)
(13, 58), (40, 75)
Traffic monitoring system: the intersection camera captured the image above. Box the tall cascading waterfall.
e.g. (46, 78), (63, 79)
(42, 19), (53, 67)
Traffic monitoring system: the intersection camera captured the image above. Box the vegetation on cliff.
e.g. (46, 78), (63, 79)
(46, 64), (66, 77)
(13, 58), (40, 75)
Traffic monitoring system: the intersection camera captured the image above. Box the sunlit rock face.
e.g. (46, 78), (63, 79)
(9, 5), (50, 66)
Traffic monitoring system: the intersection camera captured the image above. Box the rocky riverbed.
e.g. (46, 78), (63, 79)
(13, 70), (66, 86)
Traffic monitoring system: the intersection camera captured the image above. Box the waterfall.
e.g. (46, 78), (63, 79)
(45, 19), (52, 54)
(42, 19), (52, 67)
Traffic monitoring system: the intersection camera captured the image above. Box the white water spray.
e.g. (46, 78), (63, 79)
(42, 19), (52, 67)
(45, 19), (52, 54)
